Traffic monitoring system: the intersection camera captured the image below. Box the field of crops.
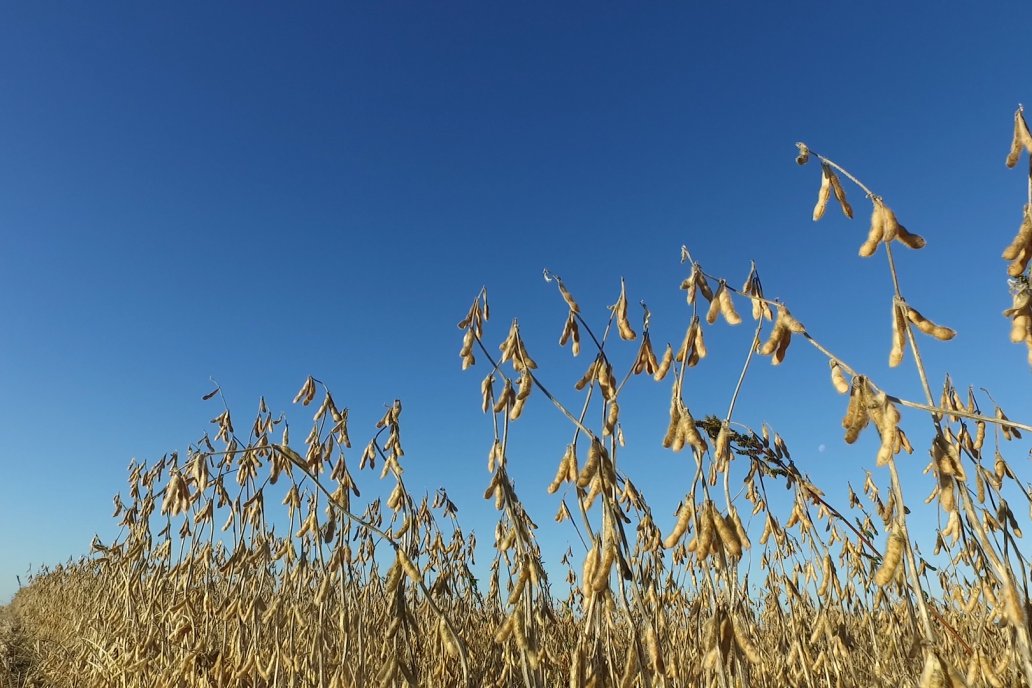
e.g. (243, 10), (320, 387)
(5, 116), (1032, 688)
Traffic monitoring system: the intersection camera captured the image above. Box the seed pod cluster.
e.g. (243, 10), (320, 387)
(162, 470), (191, 516)
(859, 199), (926, 257)
(499, 320), (537, 373)
(681, 501), (743, 561)
(869, 393), (902, 467)
(480, 374), (494, 413)
(758, 305), (805, 365)
(995, 405), (1022, 441)
(459, 327), (476, 369)
(741, 262), (773, 320)
(1002, 205), (1032, 278)
(662, 391), (708, 455)
(559, 310), (581, 357)
(574, 356), (618, 401)
(596, 359), (618, 401)
(293, 376), (318, 406)
(509, 371), (532, 420)
(706, 280), (742, 326)
(812, 163), (853, 220)
(1003, 289), (1032, 364)
(632, 331), (659, 376)
(1006, 106), (1032, 168)
(932, 432), (966, 514)
(589, 523), (618, 594)
(675, 315), (707, 367)
(680, 263), (712, 305)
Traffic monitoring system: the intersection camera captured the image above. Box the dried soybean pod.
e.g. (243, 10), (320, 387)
(662, 395), (682, 450)
(759, 319), (787, 357)
(772, 326), (792, 365)
(827, 165), (853, 218)
(874, 397), (901, 467)
(632, 332), (658, 375)
(664, 501), (693, 549)
(581, 542), (600, 599)
(895, 224), (927, 249)
(612, 279), (636, 341)
(906, 305), (956, 341)
(860, 201), (886, 257)
(1002, 205), (1032, 260)
(717, 282), (742, 325)
(705, 285), (722, 324)
(730, 506), (751, 551)
(574, 358), (599, 391)
(675, 318), (699, 363)
(481, 374), (494, 413)
(878, 203), (907, 245)
(830, 360), (849, 394)
(715, 510), (742, 557)
(559, 311), (581, 357)
(577, 439), (603, 488)
(603, 401), (619, 436)
(874, 529), (904, 586)
(679, 406), (709, 455)
(1006, 107), (1032, 168)
(547, 445), (574, 494)
(813, 164), (832, 221)
(558, 279), (580, 313)
(889, 303), (906, 368)
(1003, 205), (1032, 276)
(591, 542), (615, 593)
(695, 267), (713, 302)
(693, 324), (708, 361)
(842, 377), (870, 444)
(653, 344), (673, 381)
(695, 503), (716, 560)
(974, 420), (986, 453)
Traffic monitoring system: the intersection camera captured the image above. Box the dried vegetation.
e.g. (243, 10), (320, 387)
(7, 111), (1032, 688)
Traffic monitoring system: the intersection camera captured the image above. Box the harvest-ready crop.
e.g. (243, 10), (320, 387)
(7, 109), (1032, 688)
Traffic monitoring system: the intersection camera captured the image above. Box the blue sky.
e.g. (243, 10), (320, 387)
(2, 2), (1031, 602)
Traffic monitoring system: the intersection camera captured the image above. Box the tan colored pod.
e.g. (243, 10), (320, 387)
(830, 360), (849, 394)
(859, 202), (886, 257)
(717, 282), (742, 325)
(813, 165), (832, 221)
(828, 165), (853, 218)
(1006, 107), (1032, 168)
(874, 529), (904, 586)
(906, 305), (956, 341)
(889, 303), (906, 368)
(895, 225), (927, 249)
(653, 343), (673, 381)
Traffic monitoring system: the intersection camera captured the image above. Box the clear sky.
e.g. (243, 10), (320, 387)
(2, 2), (1031, 603)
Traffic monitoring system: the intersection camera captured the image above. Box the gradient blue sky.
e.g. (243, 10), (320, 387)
(3, 2), (1031, 602)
